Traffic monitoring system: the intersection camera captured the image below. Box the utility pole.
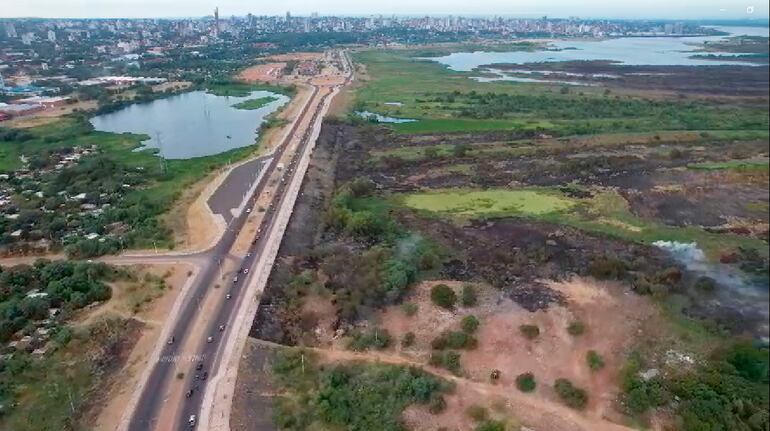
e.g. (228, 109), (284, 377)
(156, 131), (167, 174)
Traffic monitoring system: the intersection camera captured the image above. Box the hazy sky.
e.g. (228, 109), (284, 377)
(1, 0), (768, 20)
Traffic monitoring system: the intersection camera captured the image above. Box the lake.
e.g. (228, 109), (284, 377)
(90, 90), (289, 159)
(423, 26), (770, 72)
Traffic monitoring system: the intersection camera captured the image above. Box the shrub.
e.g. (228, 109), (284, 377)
(461, 284), (478, 307)
(401, 332), (416, 348)
(515, 372), (537, 392)
(431, 284), (457, 309)
(475, 420), (506, 431)
(567, 321), (586, 336)
(694, 276), (717, 292)
(519, 324), (540, 340)
(429, 350), (462, 374)
(554, 378), (588, 409)
(588, 255), (627, 280)
(466, 404), (489, 422)
(431, 331), (478, 350)
(586, 350), (606, 371)
(401, 302), (419, 317)
(347, 328), (392, 351)
(428, 394), (447, 414)
(461, 315), (480, 334)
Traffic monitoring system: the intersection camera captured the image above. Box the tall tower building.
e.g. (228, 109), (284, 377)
(214, 7), (220, 37)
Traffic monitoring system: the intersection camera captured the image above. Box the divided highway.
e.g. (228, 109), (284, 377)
(123, 51), (351, 431)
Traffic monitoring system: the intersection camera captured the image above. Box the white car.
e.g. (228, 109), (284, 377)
(243, 268), (249, 274)
(226, 293), (232, 299)
(207, 336), (214, 343)
(189, 415), (197, 427)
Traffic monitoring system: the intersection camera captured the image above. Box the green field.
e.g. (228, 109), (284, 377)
(352, 50), (769, 136)
(401, 189), (575, 216)
(398, 187), (767, 258)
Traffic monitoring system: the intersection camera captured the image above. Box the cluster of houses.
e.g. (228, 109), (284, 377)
(0, 145), (134, 251)
(4, 299), (61, 359)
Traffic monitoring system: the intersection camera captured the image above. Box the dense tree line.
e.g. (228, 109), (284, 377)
(0, 260), (116, 343)
(623, 341), (769, 430)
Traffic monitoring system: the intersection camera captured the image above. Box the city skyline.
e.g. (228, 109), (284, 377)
(1, 0), (768, 20)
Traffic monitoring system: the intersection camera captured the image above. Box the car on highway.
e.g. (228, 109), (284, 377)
(185, 389), (194, 398)
(233, 276), (238, 283)
(167, 336), (175, 345)
(226, 293), (232, 299)
(207, 336), (214, 343)
(195, 362), (203, 371)
(188, 415), (197, 427)
(201, 371), (208, 381)
(219, 324), (226, 331)
(243, 268), (249, 274)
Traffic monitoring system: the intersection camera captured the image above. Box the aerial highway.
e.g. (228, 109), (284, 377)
(121, 50), (351, 431)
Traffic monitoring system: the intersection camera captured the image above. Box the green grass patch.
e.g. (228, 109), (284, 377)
(397, 187), (767, 259)
(232, 95), (279, 110)
(687, 159), (769, 171)
(400, 188), (575, 217)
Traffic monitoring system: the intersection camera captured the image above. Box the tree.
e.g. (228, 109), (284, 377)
(516, 372), (537, 392)
(519, 324), (540, 340)
(430, 284), (456, 309)
(586, 350), (605, 371)
(554, 378), (588, 409)
(461, 315), (480, 334)
(452, 144), (471, 158)
(461, 284), (478, 307)
(567, 321), (586, 336)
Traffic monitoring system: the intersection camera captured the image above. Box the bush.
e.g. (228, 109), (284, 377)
(347, 328), (392, 351)
(515, 372), (537, 392)
(586, 350), (606, 371)
(428, 394), (447, 414)
(461, 315), (480, 334)
(519, 324), (540, 340)
(429, 350), (462, 374)
(401, 332), (416, 348)
(466, 404), (489, 421)
(431, 330), (478, 350)
(554, 378), (588, 409)
(567, 321), (586, 336)
(588, 255), (627, 280)
(694, 276), (717, 292)
(475, 420), (506, 431)
(431, 284), (457, 309)
(401, 302), (419, 317)
(461, 284), (478, 307)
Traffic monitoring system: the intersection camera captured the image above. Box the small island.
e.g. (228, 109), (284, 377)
(232, 96), (279, 110)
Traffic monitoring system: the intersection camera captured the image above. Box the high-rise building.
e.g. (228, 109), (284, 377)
(214, 7), (220, 37)
(47, 29), (57, 42)
(4, 22), (17, 38)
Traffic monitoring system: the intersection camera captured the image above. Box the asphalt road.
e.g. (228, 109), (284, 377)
(208, 157), (270, 223)
(127, 84), (321, 431)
